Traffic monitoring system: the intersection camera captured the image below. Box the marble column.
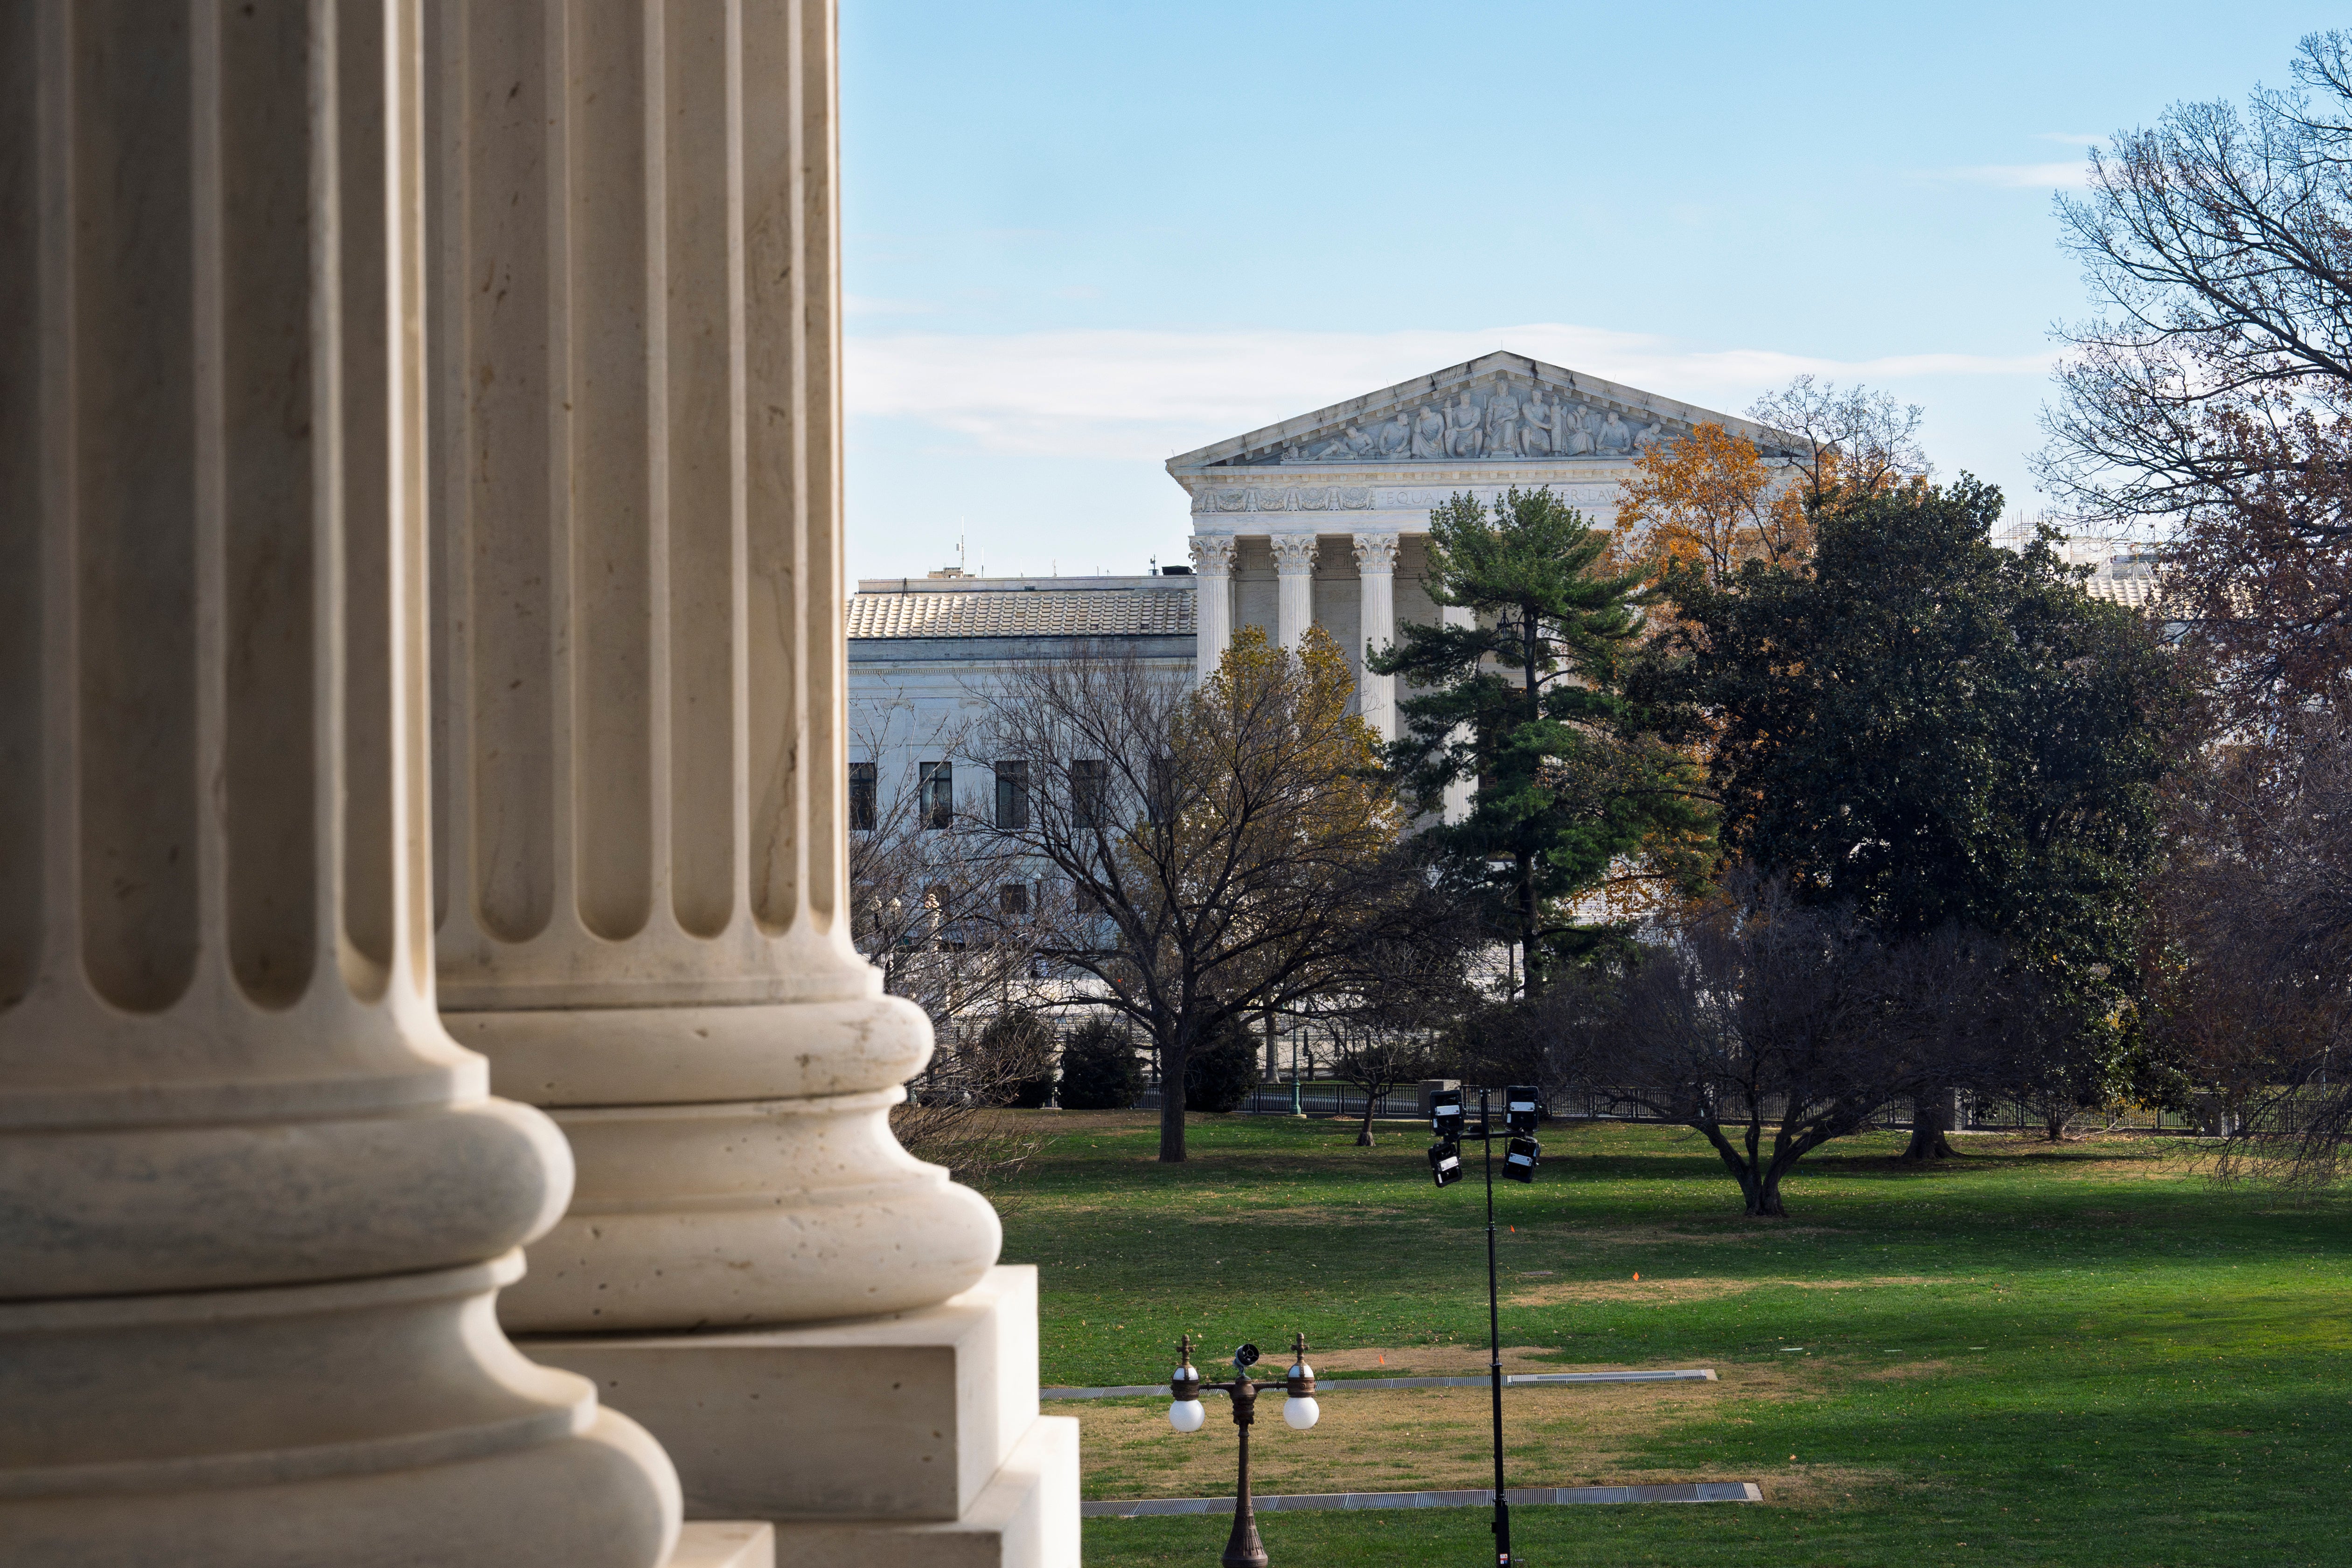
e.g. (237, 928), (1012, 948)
(0, 4), (678, 1563)
(1352, 532), (1399, 736)
(422, 3), (1074, 1558)
(1441, 603), (1477, 822)
(1188, 533), (1235, 682)
(1271, 532), (1319, 650)
(427, 0), (997, 1335)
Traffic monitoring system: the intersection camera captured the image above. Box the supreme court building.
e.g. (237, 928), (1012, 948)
(1169, 351), (1802, 734)
(848, 353), (1799, 812)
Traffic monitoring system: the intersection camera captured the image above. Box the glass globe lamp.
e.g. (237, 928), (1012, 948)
(1282, 1337), (1319, 1429)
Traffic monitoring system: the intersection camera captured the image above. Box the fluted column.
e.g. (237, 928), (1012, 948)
(1352, 532), (1399, 736)
(1441, 602), (1477, 822)
(0, 5), (678, 1562)
(425, 0), (998, 1333)
(1189, 533), (1235, 681)
(1271, 532), (1318, 650)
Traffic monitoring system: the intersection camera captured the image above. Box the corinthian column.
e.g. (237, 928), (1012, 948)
(1189, 533), (1235, 681)
(421, 5), (1073, 1556)
(1352, 532), (1400, 736)
(1271, 532), (1320, 649)
(0, 5), (677, 1563)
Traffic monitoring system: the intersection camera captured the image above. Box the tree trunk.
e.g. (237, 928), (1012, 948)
(1159, 1041), (1189, 1162)
(1747, 1174), (1789, 1218)
(1517, 850), (1540, 998)
(1356, 1092), (1378, 1147)
(1902, 1092), (1957, 1161)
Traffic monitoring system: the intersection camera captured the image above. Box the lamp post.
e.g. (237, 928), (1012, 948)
(1167, 1332), (1321, 1568)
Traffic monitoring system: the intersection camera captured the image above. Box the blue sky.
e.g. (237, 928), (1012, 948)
(840, 1), (2332, 581)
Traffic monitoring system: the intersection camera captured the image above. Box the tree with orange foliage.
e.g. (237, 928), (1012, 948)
(1614, 422), (1809, 584)
(1617, 379), (1928, 585)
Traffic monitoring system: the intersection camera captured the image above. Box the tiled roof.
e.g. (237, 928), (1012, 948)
(848, 586), (1196, 639)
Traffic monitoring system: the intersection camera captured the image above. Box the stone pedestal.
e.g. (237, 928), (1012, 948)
(0, 4), (677, 1561)
(672, 1523), (776, 1568)
(539, 1267), (1048, 1521)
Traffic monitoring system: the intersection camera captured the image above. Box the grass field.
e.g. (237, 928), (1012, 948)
(984, 1111), (2352, 1566)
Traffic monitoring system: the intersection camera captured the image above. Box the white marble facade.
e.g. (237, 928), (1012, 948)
(1172, 352), (1797, 730)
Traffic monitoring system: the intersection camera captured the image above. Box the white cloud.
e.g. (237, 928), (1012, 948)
(1946, 161), (2094, 190)
(843, 324), (2054, 462)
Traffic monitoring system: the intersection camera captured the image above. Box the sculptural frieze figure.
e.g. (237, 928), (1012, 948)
(1412, 401), (1447, 458)
(1558, 404), (1594, 455)
(1520, 393), (1555, 456)
(1483, 383), (1522, 458)
(1379, 409), (1413, 458)
(1445, 390), (1484, 457)
(1635, 420), (1667, 451)
(1598, 409), (1633, 453)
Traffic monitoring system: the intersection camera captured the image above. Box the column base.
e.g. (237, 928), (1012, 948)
(0, 1255), (681, 1568)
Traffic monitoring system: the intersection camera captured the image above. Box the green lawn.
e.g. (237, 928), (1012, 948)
(986, 1111), (2352, 1566)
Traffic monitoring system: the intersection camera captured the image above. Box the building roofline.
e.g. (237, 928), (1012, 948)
(1162, 349), (1800, 474)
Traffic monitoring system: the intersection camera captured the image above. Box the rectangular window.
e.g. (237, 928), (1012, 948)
(919, 761), (953, 829)
(849, 761), (877, 831)
(997, 881), (1031, 917)
(1146, 756), (1176, 824)
(994, 760), (1030, 830)
(1072, 758), (1109, 829)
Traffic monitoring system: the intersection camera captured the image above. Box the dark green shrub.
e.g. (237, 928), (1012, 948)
(1183, 1015), (1259, 1113)
(1057, 1016), (1143, 1110)
(975, 1007), (1057, 1108)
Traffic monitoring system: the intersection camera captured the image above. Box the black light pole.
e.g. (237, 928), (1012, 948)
(1480, 1088), (1509, 1565)
(1428, 1084), (1543, 1568)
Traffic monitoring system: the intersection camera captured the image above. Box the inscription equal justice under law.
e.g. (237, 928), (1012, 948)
(1271, 381), (1672, 464)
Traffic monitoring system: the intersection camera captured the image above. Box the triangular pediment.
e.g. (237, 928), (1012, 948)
(1165, 351), (1801, 472)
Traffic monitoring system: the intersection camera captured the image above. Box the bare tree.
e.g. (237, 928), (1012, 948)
(1322, 881), (1487, 1145)
(2153, 716), (2352, 1181)
(2039, 31), (2352, 722)
(850, 714), (1052, 1182)
(1581, 883), (2016, 1216)
(967, 627), (1421, 1162)
(1747, 375), (1930, 506)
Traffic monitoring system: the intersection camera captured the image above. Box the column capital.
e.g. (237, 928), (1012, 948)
(1269, 534), (1320, 574)
(1351, 531), (1400, 573)
(1187, 533), (1236, 575)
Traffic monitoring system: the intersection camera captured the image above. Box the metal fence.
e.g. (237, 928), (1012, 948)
(1127, 1080), (2184, 1135)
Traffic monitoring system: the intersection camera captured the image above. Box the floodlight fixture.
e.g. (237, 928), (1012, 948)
(1504, 1136), (1540, 1183)
(1428, 1140), (1464, 1187)
(1506, 1086), (1542, 1136)
(1429, 1087), (1462, 1138)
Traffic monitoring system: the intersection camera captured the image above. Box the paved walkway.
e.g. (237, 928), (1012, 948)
(1043, 1368), (1716, 1400)
(1082, 1481), (1761, 1517)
